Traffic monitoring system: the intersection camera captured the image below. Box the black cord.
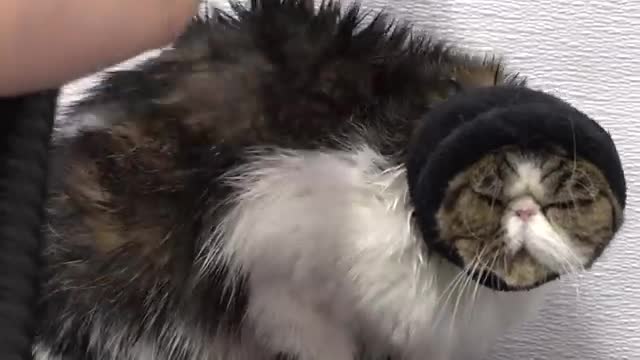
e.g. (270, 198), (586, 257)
(0, 89), (59, 360)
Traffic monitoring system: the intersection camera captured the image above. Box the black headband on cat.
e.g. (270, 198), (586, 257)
(406, 85), (626, 291)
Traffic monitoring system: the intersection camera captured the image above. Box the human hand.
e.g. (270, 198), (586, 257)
(0, 0), (200, 96)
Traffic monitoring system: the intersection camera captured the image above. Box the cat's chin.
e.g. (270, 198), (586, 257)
(463, 266), (560, 292)
(428, 241), (561, 291)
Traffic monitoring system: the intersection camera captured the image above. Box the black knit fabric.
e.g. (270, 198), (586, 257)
(0, 90), (58, 360)
(406, 85), (626, 290)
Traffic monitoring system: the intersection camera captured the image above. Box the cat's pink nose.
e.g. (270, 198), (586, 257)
(515, 208), (537, 221)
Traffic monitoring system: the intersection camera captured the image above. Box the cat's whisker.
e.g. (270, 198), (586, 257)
(566, 117), (582, 219)
(501, 250), (508, 277)
(560, 244), (583, 275)
(461, 213), (484, 244)
(432, 262), (472, 327)
(453, 246), (498, 332)
(469, 244), (489, 277)
(433, 272), (467, 331)
(474, 246), (497, 273)
(565, 246), (586, 274)
(574, 273), (582, 305)
(450, 259), (477, 336)
(556, 236), (585, 275)
(557, 253), (583, 311)
(554, 247), (577, 275)
(569, 114), (578, 174)
(566, 183), (582, 219)
(489, 187), (499, 213)
(434, 249), (484, 331)
(453, 246), (496, 328)
(551, 243), (573, 273)
(545, 218), (585, 276)
(481, 247), (501, 291)
(573, 178), (597, 201)
(468, 245), (498, 318)
(436, 259), (471, 308)
(466, 245), (490, 317)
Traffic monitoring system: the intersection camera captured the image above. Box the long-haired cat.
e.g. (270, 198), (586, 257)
(36, 1), (626, 359)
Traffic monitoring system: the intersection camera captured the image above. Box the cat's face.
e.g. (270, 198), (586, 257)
(436, 146), (622, 289)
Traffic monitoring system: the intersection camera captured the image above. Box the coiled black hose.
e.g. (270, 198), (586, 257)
(0, 90), (59, 360)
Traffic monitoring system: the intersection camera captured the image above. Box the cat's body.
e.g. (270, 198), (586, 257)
(35, 1), (623, 360)
(40, 144), (547, 360)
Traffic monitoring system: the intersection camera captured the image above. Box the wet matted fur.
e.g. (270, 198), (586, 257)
(35, 1), (625, 360)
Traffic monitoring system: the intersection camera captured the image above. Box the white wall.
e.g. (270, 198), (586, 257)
(59, 0), (640, 358)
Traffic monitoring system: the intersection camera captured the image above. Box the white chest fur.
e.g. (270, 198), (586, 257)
(208, 145), (550, 360)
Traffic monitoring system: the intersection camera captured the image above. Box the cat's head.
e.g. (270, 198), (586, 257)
(435, 145), (622, 289)
(407, 86), (626, 291)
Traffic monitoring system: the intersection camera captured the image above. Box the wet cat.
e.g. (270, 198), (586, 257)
(35, 1), (625, 360)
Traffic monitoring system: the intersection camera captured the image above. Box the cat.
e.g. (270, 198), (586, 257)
(35, 1), (625, 359)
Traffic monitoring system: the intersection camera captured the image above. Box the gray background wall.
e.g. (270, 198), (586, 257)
(59, 0), (640, 359)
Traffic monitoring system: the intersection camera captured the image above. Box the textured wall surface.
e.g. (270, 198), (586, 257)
(58, 0), (640, 359)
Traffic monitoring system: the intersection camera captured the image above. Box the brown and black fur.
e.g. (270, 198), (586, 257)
(38, 1), (525, 359)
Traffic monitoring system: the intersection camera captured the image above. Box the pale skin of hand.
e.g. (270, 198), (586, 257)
(0, 0), (200, 96)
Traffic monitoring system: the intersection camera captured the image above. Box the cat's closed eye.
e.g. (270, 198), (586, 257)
(542, 198), (595, 210)
(543, 164), (602, 204)
(469, 157), (504, 199)
(472, 191), (505, 207)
